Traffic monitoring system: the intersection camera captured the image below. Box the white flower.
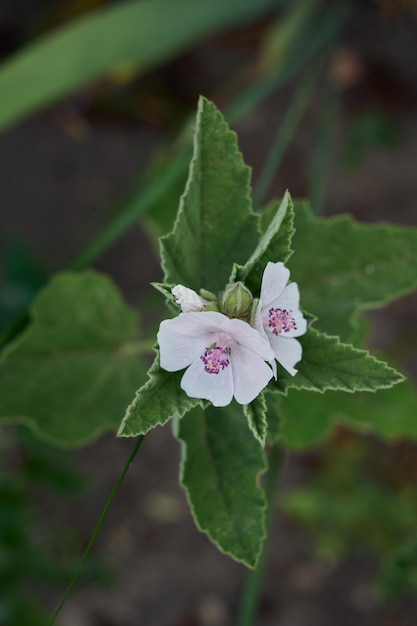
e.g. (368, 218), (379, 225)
(172, 284), (206, 312)
(255, 261), (307, 376)
(157, 311), (275, 407)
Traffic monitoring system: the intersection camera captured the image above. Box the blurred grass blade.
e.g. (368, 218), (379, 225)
(70, 151), (190, 270)
(253, 70), (317, 208)
(226, 2), (346, 123)
(309, 72), (340, 215)
(74, 3), (348, 266)
(0, 0), (279, 133)
(259, 0), (318, 73)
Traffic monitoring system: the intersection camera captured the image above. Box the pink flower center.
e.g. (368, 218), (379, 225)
(200, 345), (230, 374)
(268, 307), (297, 335)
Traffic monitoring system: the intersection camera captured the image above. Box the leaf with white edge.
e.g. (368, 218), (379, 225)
(244, 393), (268, 447)
(265, 391), (283, 445)
(0, 271), (146, 446)
(278, 379), (417, 450)
(289, 202), (417, 341)
(160, 96), (259, 294)
(175, 403), (267, 568)
(231, 191), (294, 293)
(151, 282), (180, 315)
(259, 193), (295, 263)
(272, 327), (404, 394)
(118, 352), (203, 437)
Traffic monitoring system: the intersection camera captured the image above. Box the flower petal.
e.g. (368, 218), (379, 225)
(180, 358), (234, 407)
(231, 344), (273, 404)
(172, 310), (233, 335)
(268, 335), (302, 376)
(228, 317), (275, 362)
(269, 282), (307, 337)
(240, 303), (277, 380)
(260, 262), (290, 310)
(157, 317), (208, 371)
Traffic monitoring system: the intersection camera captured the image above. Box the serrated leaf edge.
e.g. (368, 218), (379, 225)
(160, 96), (256, 290)
(117, 351), (202, 437)
(231, 190), (294, 284)
(272, 327), (405, 396)
(243, 394), (268, 447)
(174, 412), (267, 569)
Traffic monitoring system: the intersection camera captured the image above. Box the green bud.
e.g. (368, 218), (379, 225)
(220, 282), (253, 319)
(250, 298), (260, 327)
(198, 288), (220, 311)
(200, 288), (218, 302)
(203, 300), (220, 312)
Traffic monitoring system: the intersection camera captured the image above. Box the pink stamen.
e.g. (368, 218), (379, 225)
(268, 307), (297, 335)
(201, 345), (230, 374)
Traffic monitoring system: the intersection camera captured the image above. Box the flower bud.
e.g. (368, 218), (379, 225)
(220, 282), (253, 319)
(172, 284), (206, 312)
(199, 288), (218, 302)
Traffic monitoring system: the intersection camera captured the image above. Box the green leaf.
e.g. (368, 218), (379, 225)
(273, 327), (404, 394)
(290, 202), (417, 340)
(0, 0), (279, 133)
(231, 191), (294, 293)
(0, 271), (146, 446)
(340, 380), (417, 439)
(117, 353), (202, 437)
(278, 390), (333, 449)
(151, 282), (179, 315)
(160, 96), (259, 293)
(265, 391), (283, 445)
(175, 403), (266, 568)
(279, 379), (417, 450)
(243, 393), (268, 447)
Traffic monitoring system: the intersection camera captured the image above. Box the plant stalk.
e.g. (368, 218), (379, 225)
(48, 435), (145, 626)
(237, 442), (282, 626)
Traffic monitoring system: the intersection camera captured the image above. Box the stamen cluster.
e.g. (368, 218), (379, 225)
(157, 262), (307, 406)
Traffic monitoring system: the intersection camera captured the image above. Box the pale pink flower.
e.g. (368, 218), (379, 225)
(255, 262), (307, 376)
(158, 311), (275, 406)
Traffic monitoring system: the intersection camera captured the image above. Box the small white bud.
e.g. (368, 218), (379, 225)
(172, 284), (206, 312)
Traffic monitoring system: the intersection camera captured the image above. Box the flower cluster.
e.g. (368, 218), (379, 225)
(157, 262), (307, 407)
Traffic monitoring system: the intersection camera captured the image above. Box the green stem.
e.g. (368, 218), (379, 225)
(48, 435), (145, 626)
(237, 442), (282, 626)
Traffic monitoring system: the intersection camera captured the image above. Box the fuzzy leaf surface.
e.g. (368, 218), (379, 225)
(243, 393), (268, 447)
(290, 203), (417, 340)
(0, 271), (145, 446)
(176, 404), (266, 568)
(160, 97), (259, 293)
(231, 191), (294, 294)
(273, 327), (404, 394)
(118, 353), (202, 437)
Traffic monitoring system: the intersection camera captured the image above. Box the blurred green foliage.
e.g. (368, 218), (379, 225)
(0, 426), (85, 625)
(281, 435), (417, 601)
(343, 111), (401, 169)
